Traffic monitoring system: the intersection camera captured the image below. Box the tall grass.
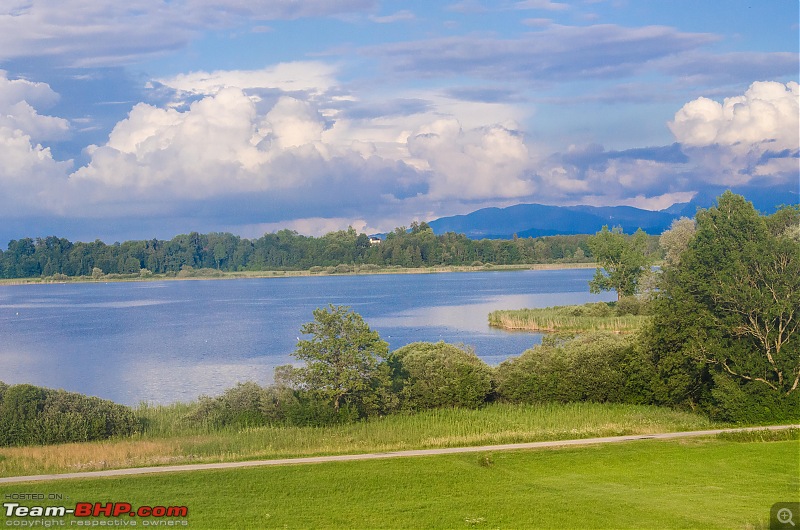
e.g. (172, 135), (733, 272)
(0, 402), (717, 477)
(489, 305), (649, 333)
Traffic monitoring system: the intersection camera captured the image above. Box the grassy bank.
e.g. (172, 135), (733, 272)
(1, 435), (795, 528)
(0, 402), (717, 478)
(489, 303), (649, 333)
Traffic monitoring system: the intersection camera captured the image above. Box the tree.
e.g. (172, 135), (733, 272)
(651, 192), (800, 421)
(659, 217), (696, 267)
(289, 305), (390, 414)
(587, 226), (652, 300)
(387, 342), (493, 410)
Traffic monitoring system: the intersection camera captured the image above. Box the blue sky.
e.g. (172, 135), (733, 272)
(0, 0), (797, 243)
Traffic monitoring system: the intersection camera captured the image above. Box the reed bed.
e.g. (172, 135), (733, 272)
(489, 306), (649, 333)
(0, 402), (716, 477)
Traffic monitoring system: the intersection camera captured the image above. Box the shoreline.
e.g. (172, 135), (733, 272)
(0, 262), (598, 286)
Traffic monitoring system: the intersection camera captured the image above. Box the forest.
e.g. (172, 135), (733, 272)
(0, 222), (654, 279)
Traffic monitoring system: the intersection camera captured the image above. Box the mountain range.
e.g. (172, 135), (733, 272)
(426, 184), (798, 239)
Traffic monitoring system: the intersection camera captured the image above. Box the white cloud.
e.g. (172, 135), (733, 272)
(154, 62), (339, 100)
(71, 88), (270, 196)
(407, 119), (534, 199)
(0, 72), (72, 216)
(669, 81), (799, 185)
(670, 81), (799, 150)
(0, 126), (72, 216)
(260, 97), (326, 151)
(0, 71), (70, 142)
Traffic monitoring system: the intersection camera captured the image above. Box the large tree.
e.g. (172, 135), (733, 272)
(587, 226), (652, 300)
(290, 305), (390, 414)
(650, 192), (800, 420)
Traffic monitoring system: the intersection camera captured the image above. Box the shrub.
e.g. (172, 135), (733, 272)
(0, 383), (137, 446)
(494, 333), (652, 405)
(187, 382), (270, 428)
(388, 342), (493, 410)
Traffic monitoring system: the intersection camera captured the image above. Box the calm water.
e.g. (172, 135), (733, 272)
(0, 269), (613, 405)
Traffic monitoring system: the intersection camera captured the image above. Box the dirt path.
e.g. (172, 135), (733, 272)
(1, 424), (795, 484)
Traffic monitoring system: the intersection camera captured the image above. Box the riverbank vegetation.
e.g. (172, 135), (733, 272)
(488, 300), (650, 333)
(0, 222), (657, 280)
(0, 402), (717, 477)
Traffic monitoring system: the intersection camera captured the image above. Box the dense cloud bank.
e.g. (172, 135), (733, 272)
(0, 65), (797, 242)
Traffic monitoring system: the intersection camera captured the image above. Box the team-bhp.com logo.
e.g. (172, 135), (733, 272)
(4, 502), (188, 525)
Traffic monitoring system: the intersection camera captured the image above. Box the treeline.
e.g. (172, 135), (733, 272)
(0, 222), (658, 279)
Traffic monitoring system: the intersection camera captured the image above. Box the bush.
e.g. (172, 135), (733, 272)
(186, 382), (271, 428)
(388, 342), (493, 410)
(567, 302), (613, 317)
(494, 333), (652, 405)
(615, 296), (650, 316)
(0, 383), (137, 446)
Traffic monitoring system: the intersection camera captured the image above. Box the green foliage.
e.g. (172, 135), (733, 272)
(388, 342), (493, 410)
(494, 332), (654, 405)
(0, 383), (137, 446)
(0, 227), (603, 279)
(659, 217), (696, 267)
(290, 305), (392, 416)
(649, 192), (800, 421)
(588, 226), (654, 300)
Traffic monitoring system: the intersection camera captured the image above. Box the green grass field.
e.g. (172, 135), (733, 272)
(0, 435), (796, 529)
(0, 403), (718, 477)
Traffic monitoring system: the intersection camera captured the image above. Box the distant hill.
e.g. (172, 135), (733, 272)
(427, 203), (676, 239)
(427, 185), (798, 239)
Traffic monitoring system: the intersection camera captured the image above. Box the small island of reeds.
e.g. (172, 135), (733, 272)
(488, 299), (650, 334)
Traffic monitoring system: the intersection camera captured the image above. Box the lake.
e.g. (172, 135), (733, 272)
(0, 269), (614, 405)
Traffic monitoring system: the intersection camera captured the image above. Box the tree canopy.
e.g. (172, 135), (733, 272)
(587, 226), (654, 300)
(289, 304), (391, 414)
(650, 192), (800, 421)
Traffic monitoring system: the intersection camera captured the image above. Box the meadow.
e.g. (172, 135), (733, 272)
(0, 433), (795, 529)
(0, 402), (717, 478)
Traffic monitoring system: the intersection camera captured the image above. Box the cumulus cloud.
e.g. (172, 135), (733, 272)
(0, 71), (70, 141)
(407, 119), (534, 199)
(669, 81), (799, 185)
(0, 71), (72, 216)
(670, 81), (799, 149)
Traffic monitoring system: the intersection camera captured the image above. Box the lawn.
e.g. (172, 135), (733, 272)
(0, 435), (796, 529)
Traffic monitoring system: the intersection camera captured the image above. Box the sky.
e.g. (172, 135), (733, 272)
(0, 0), (798, 244)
